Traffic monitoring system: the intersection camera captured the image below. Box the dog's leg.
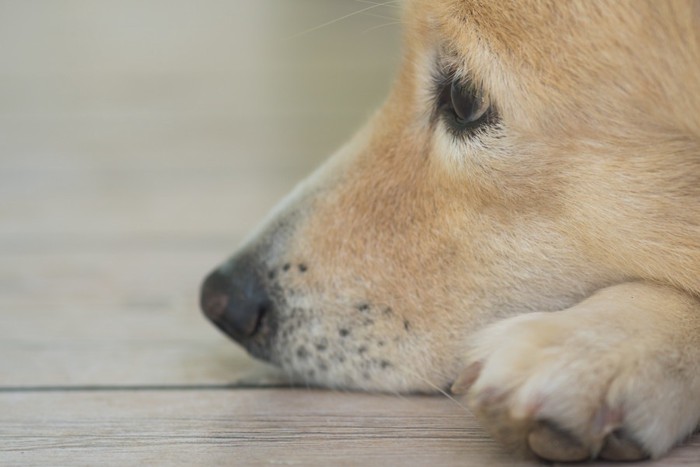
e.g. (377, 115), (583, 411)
(453, 282), (700, 462)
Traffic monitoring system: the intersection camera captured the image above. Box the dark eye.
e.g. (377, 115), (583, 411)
(437, 75), (492, 132)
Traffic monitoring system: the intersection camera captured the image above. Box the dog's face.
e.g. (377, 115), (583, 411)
(201, 0), (700, 392)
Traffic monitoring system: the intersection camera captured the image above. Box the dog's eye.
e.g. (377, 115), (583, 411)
(450, 80), (489, 124)
(437, 75), (493, 132)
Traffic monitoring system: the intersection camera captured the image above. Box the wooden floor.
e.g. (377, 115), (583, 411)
(1, 1), (698, 465)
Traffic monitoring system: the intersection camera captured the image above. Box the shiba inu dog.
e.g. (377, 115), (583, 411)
(201, 0), (700, 461)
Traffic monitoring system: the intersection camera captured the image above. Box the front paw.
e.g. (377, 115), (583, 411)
(453, 309), (700, 462)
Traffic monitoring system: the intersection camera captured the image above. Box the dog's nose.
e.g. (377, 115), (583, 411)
(200, 263), (270, 338)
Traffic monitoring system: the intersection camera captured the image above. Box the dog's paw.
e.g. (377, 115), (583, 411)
(453, 307), (700, 462)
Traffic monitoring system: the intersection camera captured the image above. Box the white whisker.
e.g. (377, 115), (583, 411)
(353, 0), (402, 9)
(402, 368), (472, 413)
(361, 21), (403, 34)
(286, 1), (401, 40)
(360, 11), (401, 22)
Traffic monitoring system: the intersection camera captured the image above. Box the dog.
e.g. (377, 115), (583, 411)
(200, 0), (700, 462)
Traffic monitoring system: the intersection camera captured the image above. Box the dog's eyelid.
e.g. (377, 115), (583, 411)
(432, 61), (497, 136)
(434, 45), (495, 99)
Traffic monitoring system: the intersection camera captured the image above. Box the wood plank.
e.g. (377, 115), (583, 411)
(0, 389), (528, 466)
(1, 389), (697, 466)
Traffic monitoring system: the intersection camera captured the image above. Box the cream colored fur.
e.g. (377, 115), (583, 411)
(216, 0), (700, 461)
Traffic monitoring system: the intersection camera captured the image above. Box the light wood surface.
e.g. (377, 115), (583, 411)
(0, 390), (516, 466)
(2, 390), (698, 466)
(1, 1), (697, 465)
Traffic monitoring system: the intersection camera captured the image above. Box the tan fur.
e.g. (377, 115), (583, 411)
(209, 0), (700, 460)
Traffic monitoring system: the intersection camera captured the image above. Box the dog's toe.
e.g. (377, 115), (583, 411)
(527, 422), (589, 462)
(599, 431), (648, 461)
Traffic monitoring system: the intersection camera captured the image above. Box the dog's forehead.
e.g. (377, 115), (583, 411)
(404, 1), (547, 59)
(407, 0), (603, 55)
(400, 0), (569, 94)
(405, 0), (692, 79)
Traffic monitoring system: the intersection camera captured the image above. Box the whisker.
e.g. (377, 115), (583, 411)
(429, 381), (471, 413)
(361, 21), (403, 34)
(353, 0), (402, 8)
(360, 11), (401, 22)
(286, 0), (401, 40)
(403, 368), (472, 413)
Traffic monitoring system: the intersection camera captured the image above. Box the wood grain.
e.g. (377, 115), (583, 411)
(2, 390), (697, 466)
(0, 389), (528, 466)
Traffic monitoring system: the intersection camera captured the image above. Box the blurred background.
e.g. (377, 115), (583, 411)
(0, 0), (401, 387)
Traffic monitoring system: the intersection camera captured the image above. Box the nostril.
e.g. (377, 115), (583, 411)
(200, 270), (231, 321)
(237, 301), (269, 338)
(202, 292), (228, 320)
(255, 300), (271, 325)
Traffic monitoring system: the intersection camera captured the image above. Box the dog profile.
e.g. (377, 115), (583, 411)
(200, 0), (700, 461)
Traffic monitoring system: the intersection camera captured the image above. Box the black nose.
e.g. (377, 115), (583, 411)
(200, 261), (271, 339)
